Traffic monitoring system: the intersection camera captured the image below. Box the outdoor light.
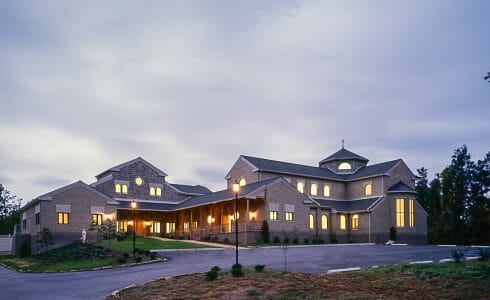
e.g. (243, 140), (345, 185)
(131, 201), (137, 209)
(233, 181), (240, 265)
(131, 200), (137, 260)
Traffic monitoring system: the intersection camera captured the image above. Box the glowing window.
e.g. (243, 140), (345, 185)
(166, 222), (175, 233)
(207, 215), (215, 224)
(409, 199), (415, 227)
(338, 162), (352, 170)
(364, 183), (372, 196)
(324, 185), (330, 197)
(121, 184), (128, 194)
(285, 212), (294, 221)
(152, 222), (160, 233)
(115, 184), (121, 193)
(239, 178), (247, 186)
(183, 222), (190, 233)
(297, 181), (305, 193)
(135, 177), (143, 186)
(340, 215), (346, 230)
(321, 215), (328, 230)
(92, 214), (103, 225)
(396, 198), (405, 227)
(156, 187), (162, 196)
(311, 183), (318, 196)
(117, 221), (128, 232)
(309, 214), (314, 229)
(269, 211), (278, 220)
(193, 221), (198, 228)
(351, 214), (359, 230)
(58, 212), (69, 225)
(150, 187), (156, 196)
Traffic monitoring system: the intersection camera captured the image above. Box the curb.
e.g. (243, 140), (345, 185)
(327, 267), (361, 274)
(151, 248), (225, 252)
(409, 260), (433, 264)
(259, 243), (375, 249)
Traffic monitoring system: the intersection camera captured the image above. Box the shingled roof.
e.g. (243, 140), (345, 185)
(314, 196), (383, 212)
(387, 181), (416, 193)
(319, 148), (369, 164)
(170, 184), (212, 195)
(241, 156), (403, 181)
(95, 157), (168, 179)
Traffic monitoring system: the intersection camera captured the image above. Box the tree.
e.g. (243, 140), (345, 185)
(0, 183), (21, 234)
(261, 220), (270, 243)
(484, 72), (490, 85)
(37, 227), (54, 252)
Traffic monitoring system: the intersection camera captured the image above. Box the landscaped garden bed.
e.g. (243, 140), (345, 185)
(110, 260), (490, 299)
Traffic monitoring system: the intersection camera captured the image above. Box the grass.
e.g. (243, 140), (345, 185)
(97, 236), (214, 252)
(112, 261), (490, 299)
(0, 243), (154, 272)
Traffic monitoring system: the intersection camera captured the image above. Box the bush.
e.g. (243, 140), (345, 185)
(232, 263), (242, 270)
(116, 234), (126, 242)
(72, 240), (83, 245)
(312, 238), (325, 244)
(223, 237), (229, 244)
(205, 270), (218, 281)
(451, 250), (466, 263)
(150, 252), (157, 260)
(261, 220), (270, 243)
(135, 256), (143, 263)
(144, 249), (151, 256)
(478, 248), (490, 261)
(303, 238), (310, 244)
(137, 248), (145, 255)
(254, 265), (265, 272)
(390, 227), (397, 241)
(211, 236), (219, 242)
(211, 266), (221, 272)
(330, 235), (338, 244)
(273, 236), (281, 244)
(117, 256), (127, 264)
(122, 252), (130, 259)
(231, 267), (244, 277)
(283, 237), (290, 244)
(293, 238), (299, 244)
(19, 241), (31, 257)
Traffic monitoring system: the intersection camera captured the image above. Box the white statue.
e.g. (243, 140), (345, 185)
(81, 229), (87, 243)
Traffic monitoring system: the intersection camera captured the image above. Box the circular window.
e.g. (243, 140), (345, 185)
(135, 177), (143, 186)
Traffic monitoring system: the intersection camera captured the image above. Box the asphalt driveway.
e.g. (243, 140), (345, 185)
(0, 244), (473, 300)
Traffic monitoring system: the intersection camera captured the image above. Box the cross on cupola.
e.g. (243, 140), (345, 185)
(341, 139), (345, 149)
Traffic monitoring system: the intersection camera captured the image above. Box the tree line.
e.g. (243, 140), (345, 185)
(0, 184), (21, 235)
(416, 145), (490, 245)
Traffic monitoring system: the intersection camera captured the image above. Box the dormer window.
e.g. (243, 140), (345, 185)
(149, 183), (163, 197)
(135, 177), (143, 186)
(338, 162), (352, 170)
(115, 180), (129, 194)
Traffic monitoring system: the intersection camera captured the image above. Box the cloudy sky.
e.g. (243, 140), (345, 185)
(1, 1), (489, 204)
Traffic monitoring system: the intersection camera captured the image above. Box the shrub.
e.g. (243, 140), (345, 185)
(137, 248), (145, 255)
(122, 252), (130, 259)
(312, 238), (325, 244)
(201, 235), (211, 242)
(478, 248), (490, 261)
(303, 238), (310, 244)
(116, 234), (126, 242)
(330, 235), (338, 244)
(135, 256), (143, 263)
(150, 252), (157, 260)
(254, 265), (265, 272)
(205, 270), (218, 281)
(211, 236), (219, 242)
(390, 227), (397, 241)
(223, 237), (229, 244)
(451, 250), (466, 263)
(144, 249), (151, 256)
(134, 247), (141, 254)
(19, 241), (31, 257)
(231, 267), (244, 277)
(72, 240), (83, 245)
(273, 236), (281, 244)
(232, 263), (242, 270)
(293, 238), (299, 244)
(117, 256), (127, 264)
(283, 237), (290, 244)
(211, 266), (221, 272)
(261, 220), (270, 243)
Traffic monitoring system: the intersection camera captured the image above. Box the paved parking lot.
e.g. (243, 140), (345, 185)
(0, 244), (473, 300)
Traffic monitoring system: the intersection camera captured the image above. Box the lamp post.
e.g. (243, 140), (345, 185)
(232, 181), (240, 265)
(131, 200), (137, 260)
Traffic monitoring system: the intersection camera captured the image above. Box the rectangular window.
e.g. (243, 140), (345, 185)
(311, 183), (318, 196)
(118, 221), (128, 232)
(409, 199), (415, 227)
(152, 222), (161, 233)
(297, 180), (305, 193)
(396, 198), (405, 227)
(183, 222), (190, 233)
(309, 214), (314, 229)
(92, 214), (103, 225)
(340, 215), (346, 230)
(269, 211), (278, 220)
(35, 213), (40, 225)
(166, 222), (176, 233)
(285, 212), (294, 221)
(58, 212), (69, 225)
(324, 185), (330, 197)
(192, 221), (198, 228)
(22, 219), (26, 229)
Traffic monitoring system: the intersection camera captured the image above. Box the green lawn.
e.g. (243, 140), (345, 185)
(97, 236), (215, 252)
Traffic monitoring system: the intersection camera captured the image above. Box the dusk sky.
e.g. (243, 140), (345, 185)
(1, 1), (489, 205)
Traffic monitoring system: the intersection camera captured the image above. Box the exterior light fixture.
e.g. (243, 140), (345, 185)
(131, 200), (137, 260)
(232, 181), (240, 265)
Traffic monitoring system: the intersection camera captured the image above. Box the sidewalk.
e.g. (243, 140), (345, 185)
(148, 236), (248, 250)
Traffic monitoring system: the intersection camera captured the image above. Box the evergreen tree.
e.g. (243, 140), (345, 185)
(0, 183), (21, 234)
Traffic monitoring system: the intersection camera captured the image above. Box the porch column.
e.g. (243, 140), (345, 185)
(190, 210), (193, 239)
(246, 199), (250, 243)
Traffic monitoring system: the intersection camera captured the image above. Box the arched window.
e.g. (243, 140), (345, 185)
(351, 214), (359, 230)
(150, 187), (156, 196)
(321, 215), (328, 230)
(311, 183), (318, 196)
(338, 162), (352, 170)
(324, 185), (330, 197)
(297, 181), (305, 193)
(156, 187), (162, 196)
(340, 215), (346, 230)
(115, 184), (121, 193)
(239, 178), (247, 186)
(121, 184), (128, 194)
(364, 183), (372, 196)
(309, 214), (314, 229)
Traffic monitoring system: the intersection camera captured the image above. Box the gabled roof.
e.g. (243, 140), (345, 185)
(387, 181), (416, 194)
(319, 148), (369, 164)
(170, 184), (212, 195)
(241, 155), (404, 182)
(315, 196), (383, 212)
(95, 157), (168, 179)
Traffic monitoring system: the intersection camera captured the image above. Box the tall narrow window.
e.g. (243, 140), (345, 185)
(269, 211), (278, 220)
(324, 185), (330, 197)
(115, 184), (121, 193)
(340, 215), (346, 230)
(58, 212), (69, 224)
(22, 219), (26, 229)
(118, 221), (128, 232)
(321, 215), (328, 230)
(364, 183), (372, 196)
(152, 222), (161, 233)
(309, 214), (315, 229)
(311, 183), (318, 196)
(409, 199), (415, 227)
(92, 214), (103, 225)
(156, 187), (162, 196)
(239, 178), (247, 186)
(183, 222), (190, 233)
(396, 198), (405, 227)
(121, 184), (128, 194)
(297, 181), (305, 193)
(150, 187), (156, 196)
(35, 213), (40, 225)
(351, 214), (359, 230)
(166, 222), (176, 233)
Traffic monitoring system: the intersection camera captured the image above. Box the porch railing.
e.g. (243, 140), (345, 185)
(173, 221), (262, 238)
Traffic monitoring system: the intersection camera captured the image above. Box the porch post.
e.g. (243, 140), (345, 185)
(246, 199), (250, 243)
(190, 209), (193, 239)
